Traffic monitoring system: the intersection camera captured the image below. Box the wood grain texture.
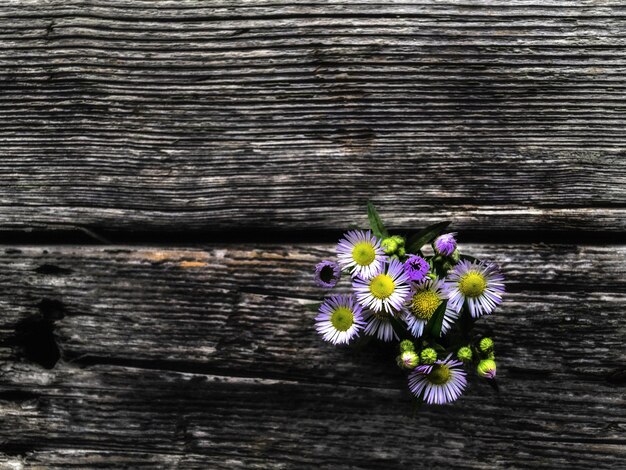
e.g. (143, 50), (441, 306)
(2, 2), (626, 468)
(1, 1), (626, 232)
(0, 243), (624, 468)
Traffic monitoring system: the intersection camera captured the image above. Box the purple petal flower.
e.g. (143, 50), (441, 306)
(315, 294), (365, 345)
(352, 258), (411, 314)
(403, 255), (429, 282)
(408, 355), (467, 405)
(336, 230), (386, 280)
(447, 260), (505, 318)
(434, 232), (457, 256)
(401, 278), (458, 338)
(314, 260), (341, 288)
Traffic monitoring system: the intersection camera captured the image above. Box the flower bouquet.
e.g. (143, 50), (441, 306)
(312, 203), (505, 405)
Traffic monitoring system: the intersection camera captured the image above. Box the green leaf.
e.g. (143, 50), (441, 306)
(367, 201), (389, 239)
(405, 221), (451, 254)
(389, 315), (410, 340)
(425, 300), (448, 338)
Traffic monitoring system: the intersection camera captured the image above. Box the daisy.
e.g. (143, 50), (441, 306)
(352, 258), (411, 314)
(408, 355), (467, 405)
(401, 278), (458, 338)
(434, 232), (457, 256)
(403, 254), (429, 282)
(447, 260), (505, 318)
(362, 309), (398, 342)
(315, 294), (365, 345)
(314, 260), (341, 288)
(336, 230), (386, 279)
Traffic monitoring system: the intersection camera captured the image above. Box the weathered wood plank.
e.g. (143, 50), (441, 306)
(0, 243), (624, 380)
(0, 243), (624, 468)
(1, 2), (626, 232)
(0, 363), (624, 470)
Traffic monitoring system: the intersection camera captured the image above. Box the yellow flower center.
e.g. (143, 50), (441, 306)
(330, 306), (354, 332)
(427, 364), (451, 385)
(352, 242), (376, 266)
(410, 290), (441, 320)
(459, 271), (487, 298)
(369, 274), (395, 299)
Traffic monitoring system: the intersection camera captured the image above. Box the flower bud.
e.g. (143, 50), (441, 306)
(399, 339), (415, 353)
(420, 348), (437, 364)
(434, 232), (457, 257)
(397, 351), (419, 369)
(477, 359), (497, 379)
(381, 237), (398, 255)
(451, 249), (461, 263)
(396, 247), (406, 258)
(479, 337), (494, 354)
(457, 346), (473, 362)
(391, 235), (405, 247)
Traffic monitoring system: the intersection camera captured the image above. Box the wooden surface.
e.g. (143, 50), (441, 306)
(2, 0), (626, 234)
(1, 2), (625, 469)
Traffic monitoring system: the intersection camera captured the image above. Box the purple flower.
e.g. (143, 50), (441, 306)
(401, 278), (458, 338)
(314, 260), (341, 288)
(336, 230), (386, 280)
(403, 255), (429, 282)
(408, 355), (467, 405)
(447, 260), (505, 318)
(434, 232), (457, 256)
(315, 294), (365, 345)
(352, 258), (411, 314)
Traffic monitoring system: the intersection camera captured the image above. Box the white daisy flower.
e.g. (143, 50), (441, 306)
(408, 355), (467, 405)
(336, 230), (386, 280)
(352, 258), (411, 314)
(315, 294), (365, 345)
(447, 260), (505, 318)
(401, 278), (459, 338)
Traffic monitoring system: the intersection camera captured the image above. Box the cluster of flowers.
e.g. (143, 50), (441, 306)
(313, 203), (505, 405)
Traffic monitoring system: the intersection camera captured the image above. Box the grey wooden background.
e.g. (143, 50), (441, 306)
(1, 1), (625, 469)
